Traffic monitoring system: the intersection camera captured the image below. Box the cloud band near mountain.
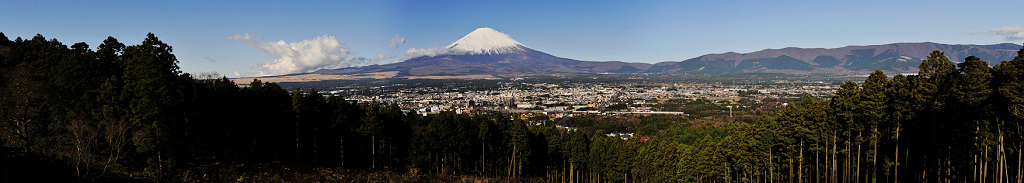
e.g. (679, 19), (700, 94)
(972, 25), (1024, 41)
(226, 33), (386, 76)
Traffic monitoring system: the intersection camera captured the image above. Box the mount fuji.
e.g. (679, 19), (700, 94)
(320, 28), (652, 76)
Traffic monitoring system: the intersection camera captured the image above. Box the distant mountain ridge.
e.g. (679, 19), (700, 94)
(320, 28), (1021, 77)
(647, 42), (1021, 75)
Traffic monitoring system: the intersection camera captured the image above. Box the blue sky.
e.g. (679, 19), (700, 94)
(2, 0), (1022, 77)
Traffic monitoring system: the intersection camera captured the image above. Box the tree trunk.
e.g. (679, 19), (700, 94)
(727, 161), (731, 183)
(894, 128), (899, 183)
(344, 136), (348, 168)
(1017, 143), (1022, 183)
(999, 132), (1005, 183)
(857, 132), (862, 183)
(512, 145), (517, 178)
(371, 134), (376, 169)
(508, 154), (512, 178)
(872, 127), (877, 183)
(570, 162), (575, 183)
(313, 125), (318, 163)
(1017, 143), (1021, 183)
(481, 140), (485, 175)
(976, 125), (981, 183)
(947, 157), (952, 183)
(846, 134), (851, 183)
(770, 148), (774, 183)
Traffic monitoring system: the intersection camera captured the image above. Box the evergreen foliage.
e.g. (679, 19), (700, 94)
(1, 33), (1022, 182)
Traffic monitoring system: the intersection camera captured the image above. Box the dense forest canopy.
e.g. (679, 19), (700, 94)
(1, 33), (1023, 182)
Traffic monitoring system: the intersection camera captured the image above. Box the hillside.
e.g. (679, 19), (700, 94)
(648, 42), (1021, 75)
(314, 28), (1021, 78)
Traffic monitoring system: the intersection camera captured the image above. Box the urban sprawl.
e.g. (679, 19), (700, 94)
(322, 78), (842, 118)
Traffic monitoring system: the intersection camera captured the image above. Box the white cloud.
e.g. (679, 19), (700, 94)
(389, 34), (406, 49)
(226, 33), (375, 76)
(971, 25), (1024, 41)
(390, 36), (448, 62)
(399, 47), (446, 62)
(202, 56), (229, 63)
(375, 53), (397, 63)
(349, 53), (397, 65)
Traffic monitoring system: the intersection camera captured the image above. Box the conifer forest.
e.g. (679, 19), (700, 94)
(2, 33), (1024, 182)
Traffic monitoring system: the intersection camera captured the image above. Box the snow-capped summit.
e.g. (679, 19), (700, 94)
(444, 28), (528, 55)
